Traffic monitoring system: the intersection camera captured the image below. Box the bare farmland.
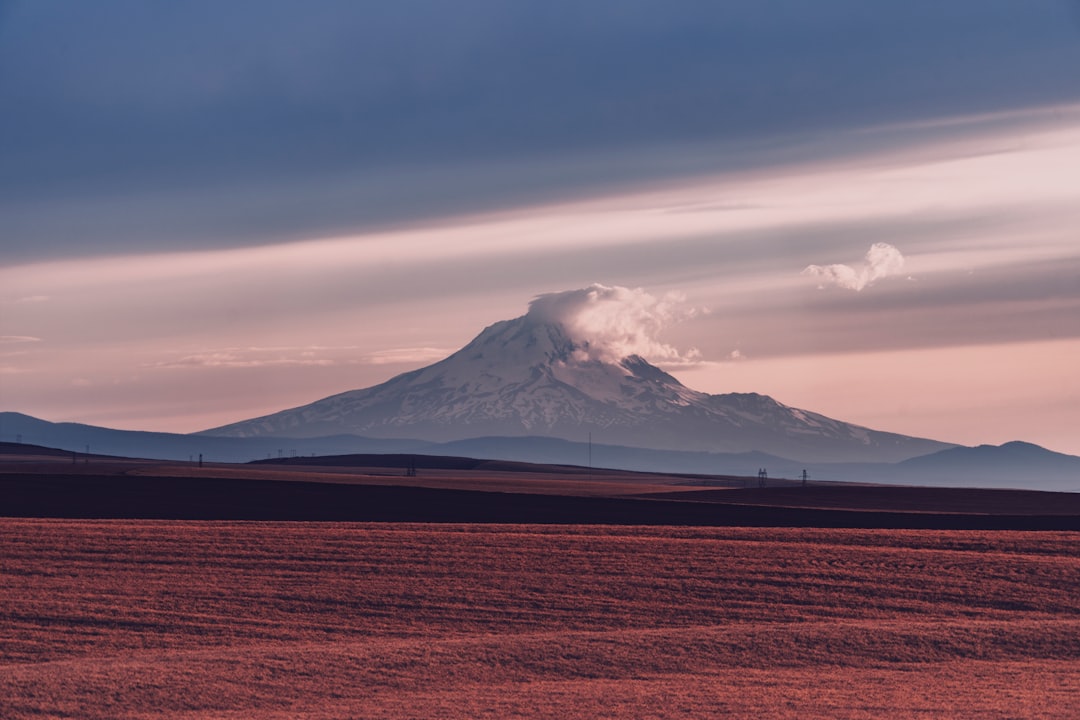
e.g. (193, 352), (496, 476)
(2, 520), (1079, 718)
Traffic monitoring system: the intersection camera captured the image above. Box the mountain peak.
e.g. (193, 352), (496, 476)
(201, 310), (953, 462)
(458, 315), (580, 366)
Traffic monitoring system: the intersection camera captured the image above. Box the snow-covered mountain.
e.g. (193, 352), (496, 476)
(201, 314), (952, 463)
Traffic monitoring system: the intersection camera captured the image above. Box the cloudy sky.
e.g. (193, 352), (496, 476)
(2, 1), (1079, 454)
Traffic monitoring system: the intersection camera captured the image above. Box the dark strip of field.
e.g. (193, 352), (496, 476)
(2, 472), (1079, 529)
(645, 485), (1080, 515)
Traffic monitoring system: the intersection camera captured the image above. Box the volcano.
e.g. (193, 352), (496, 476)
(201, 313), (951, 463)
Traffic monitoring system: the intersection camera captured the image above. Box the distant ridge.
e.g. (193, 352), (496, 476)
(897, 441), (1080, 488)
(3, 412), (1079, 491)
(0, 440), (81, 458)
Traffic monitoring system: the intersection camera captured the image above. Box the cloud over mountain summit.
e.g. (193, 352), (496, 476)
(526, 284), (702, 366)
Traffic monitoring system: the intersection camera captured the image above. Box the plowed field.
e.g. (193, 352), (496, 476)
(2, 520), (1078, 718)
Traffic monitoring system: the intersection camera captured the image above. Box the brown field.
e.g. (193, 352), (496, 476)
(2, 519), (1079, 719)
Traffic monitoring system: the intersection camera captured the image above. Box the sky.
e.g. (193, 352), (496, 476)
(2, 0), (1080, 454)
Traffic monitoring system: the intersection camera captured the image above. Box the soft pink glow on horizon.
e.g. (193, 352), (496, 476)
(677, 339), (1080, 455)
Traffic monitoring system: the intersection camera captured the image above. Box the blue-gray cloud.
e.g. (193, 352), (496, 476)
(2, 0), (1079, 260)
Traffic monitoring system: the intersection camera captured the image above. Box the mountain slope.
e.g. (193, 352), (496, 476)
(201, 315), (952, 463)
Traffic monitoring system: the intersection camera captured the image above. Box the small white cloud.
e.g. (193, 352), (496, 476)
(0, 335), (42, 344)
(240, 344), (360, 353)
(151, 344), (451, 370)
(360, 347), (453, 365)
(151, 349), (336, 369)
(803, 242), (906, 291)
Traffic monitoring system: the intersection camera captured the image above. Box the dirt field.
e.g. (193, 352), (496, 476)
(2, 519), (1078, 718)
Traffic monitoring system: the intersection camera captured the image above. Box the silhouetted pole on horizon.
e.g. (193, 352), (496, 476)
(802, 469), (809, 488)
(198, 453), (203, 468)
